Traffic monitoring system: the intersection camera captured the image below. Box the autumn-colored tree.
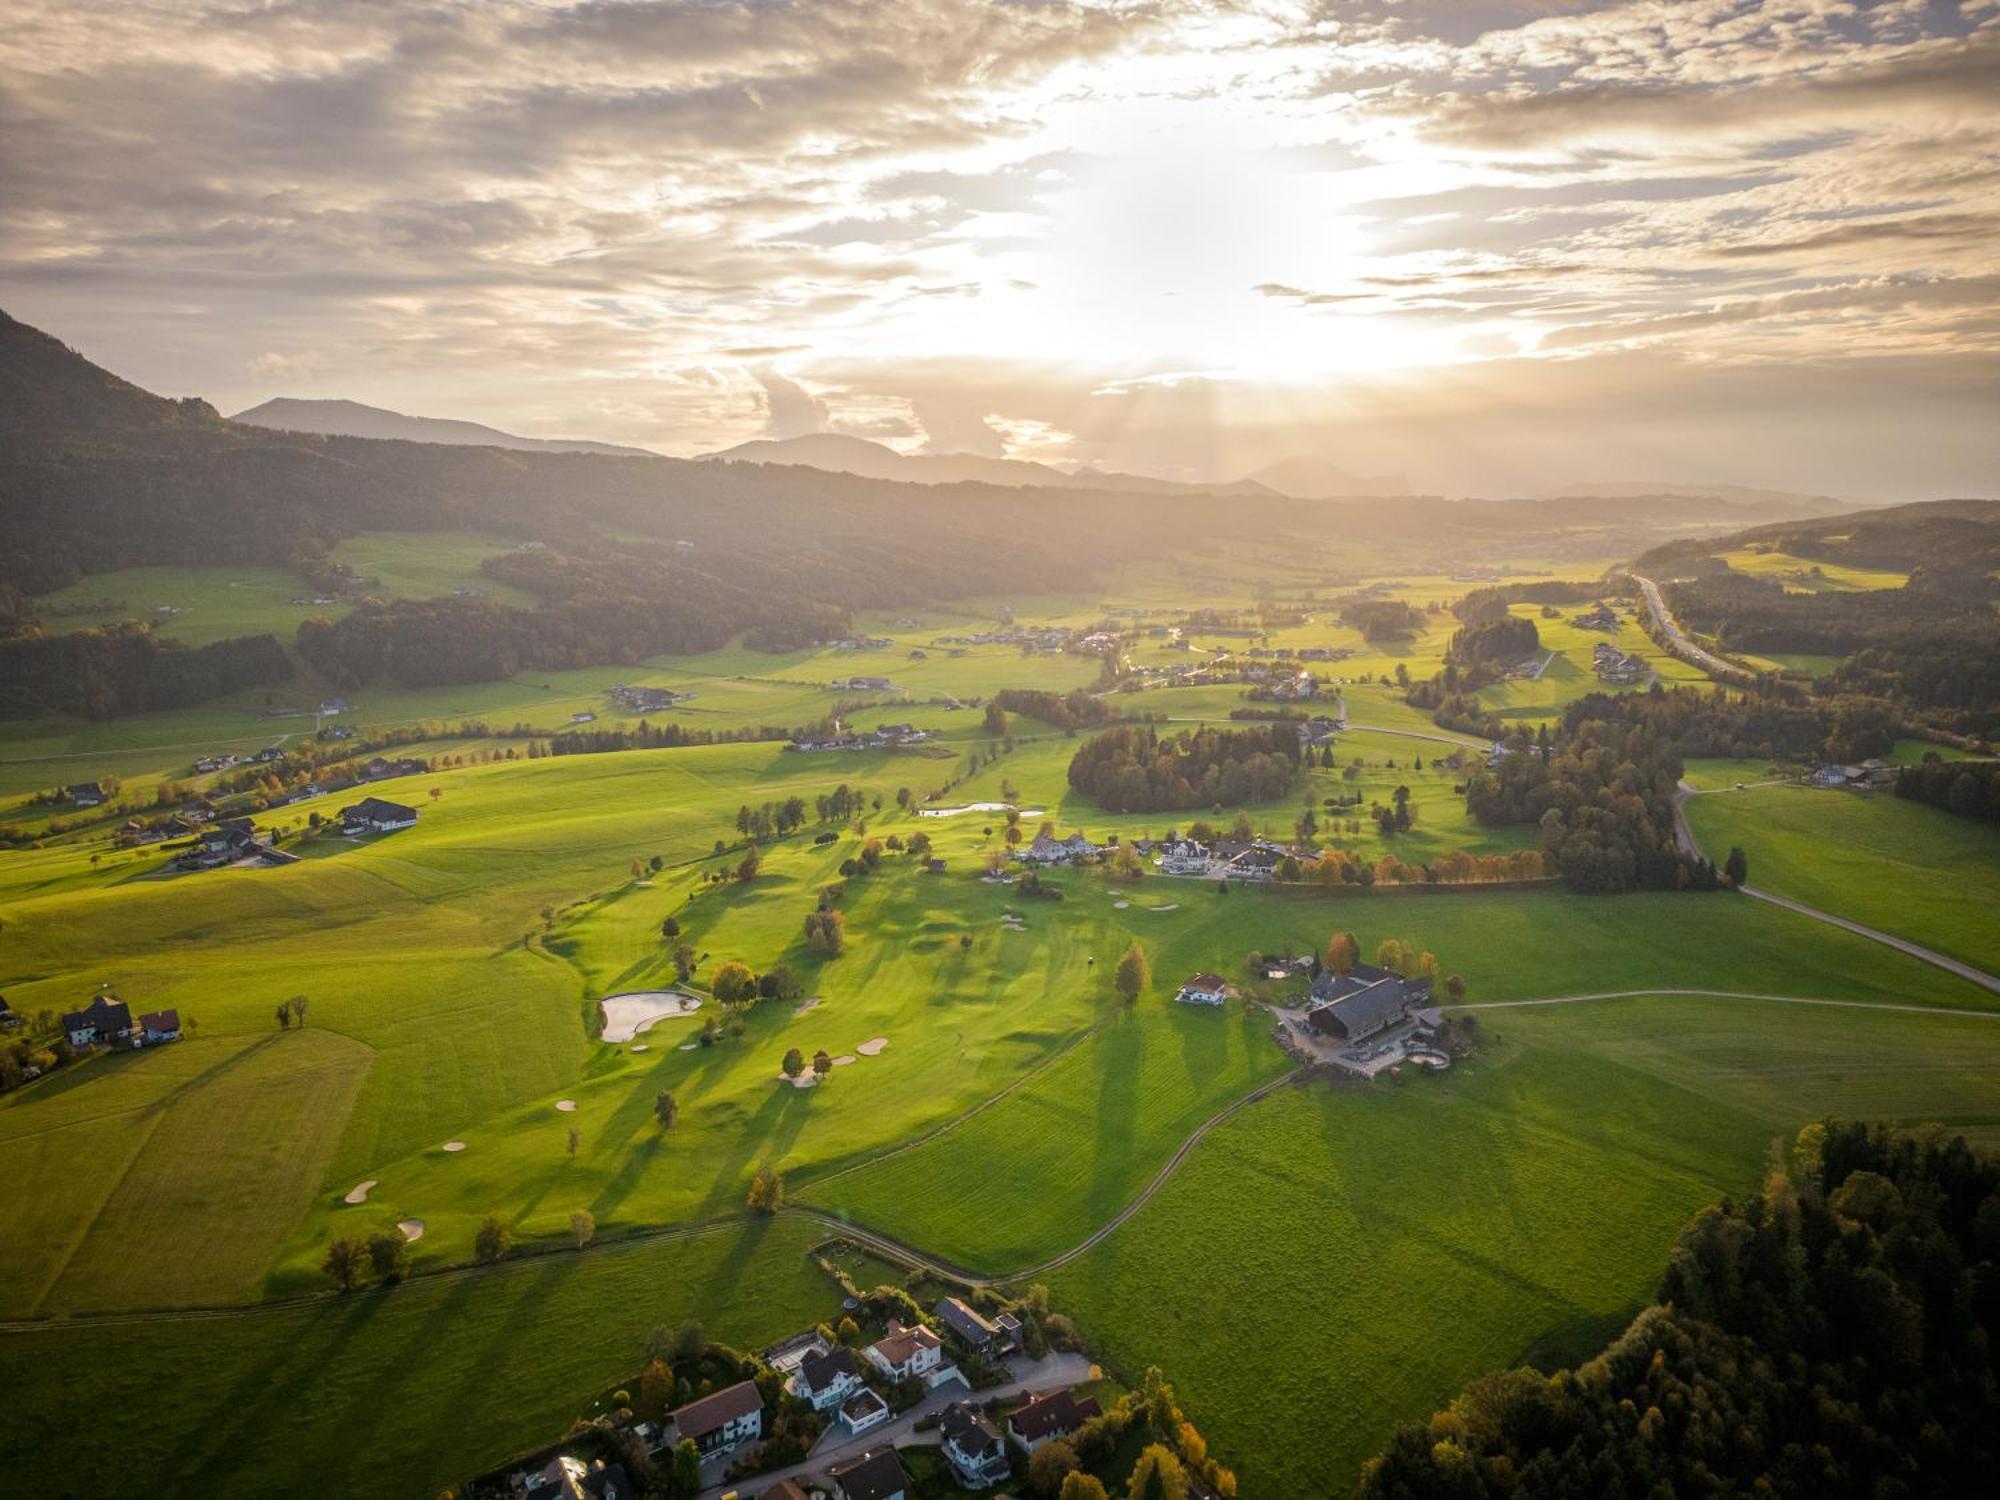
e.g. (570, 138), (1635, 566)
(746, 1161), (784, 1214)
(1128, 1443), (1189, 1500)
(1059, 1476), (1109, 1500)
(837, 1315), (860, 1345)
(1325, 931), (1358, 974)
(1114, 942), (1150, 1005)
(1444, 973), (1467, 1003)
(571, 1208), (595, 1249)
(1029, 1438), (1081, 1496)
(640, 1356), (673, 1416)
(710, 960), (757, 1004)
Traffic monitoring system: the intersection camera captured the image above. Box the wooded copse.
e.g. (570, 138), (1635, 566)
(1067, 722), (1299, 812)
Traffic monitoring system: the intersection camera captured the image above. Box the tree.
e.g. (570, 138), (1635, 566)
(1059, 1475), (1109, 1500)
(758, 964), (801, 1002)
(1128, 1443), (1189, 1500)
(668, 1439), (701, 1500)
(1325, 931), (1358, 975)
(747, 1161), (784, 1213)
(1114, 942), (1150, 1005)
(654, 1091), (678, 1129)
(366, 1230), (410, 1282)
(567, 1123), (581, 1157)
(322, 1236), (368, 1291)
(984, 701), (1009, 737)
(735, 848), (760, 883)
(813, 1048), (832, 1080)
(710, 960), (756, 1004)
(672, 943), (696, 982)
(1444, 973), (1467, 1004)
(570, 1208), (595, 1249)
(1029, 1438), (1081, 1496)
(1724, 845), (1749, 887)
(781, 1047), (804, 1079)
(474, 1214), (512, 1264)
(672, 1319), (709, 1361)
(660, 915), (681, 940)
(837, 1315), (860, 1345)
(640, 1356), (673, 1416)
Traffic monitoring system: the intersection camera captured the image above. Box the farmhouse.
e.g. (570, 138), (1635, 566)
(340, 797), (419, 834)
(1305, 964), (1432, 1044)
(863, 1319), (950, 1383)
(1811, 758), (1896, 790)
(828, 1446), (910, 1500)
(1007, 1387), (1102, 1453)
(63, 996), (133, 1048)
(65, 782), (104, 807)
(176, 816), (261, 870)
(831, 675), (897, 692)
(139, 1009), (182, 1044)
(0, 995), (20, 1031)
(791, 1346), (865, 1411)
(1018, 828), (1102, 866)
(1175, 973), (1231, 1006)
(938, 1401), (1012, 1488)
(1220, 845), (1282, 881)
(1592, 641), (1645, 684)
(667, 1379), (762, 1455)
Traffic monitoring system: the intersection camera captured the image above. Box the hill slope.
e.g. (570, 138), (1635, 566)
(700, 432), (1274, 495)
(232, 397), (655, 458)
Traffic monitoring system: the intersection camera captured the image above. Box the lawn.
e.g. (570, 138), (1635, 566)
(1684, 781), (2000, 975)
(1047, 994), (2000, 1498)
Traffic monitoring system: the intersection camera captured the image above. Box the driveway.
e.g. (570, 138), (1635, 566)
(703, 1350), (1096, 1498)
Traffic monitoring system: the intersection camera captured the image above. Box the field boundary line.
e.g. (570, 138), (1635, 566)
(1452, 988), (2000, 1018)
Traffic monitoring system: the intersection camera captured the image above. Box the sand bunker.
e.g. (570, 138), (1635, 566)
(630, 1044), (650, 1053)
(795, 996), (824, 1016)
(919, 802), (1045, 818)
(343, 1179), (377, 1205)
(1149, 903), (1181, 912)
(781, 1071), (818, 1088)
(678, 1042), (697, 1052)
(600, 989), (703, 1043)
(1113, 900), (1130, 910)
(555, 1099), (577, 1112)
(398, 1218), (425, 1242)
(441, 1141), (467, 1153)
(832, 1054), (856, 1066)
(857, 1036), (889, 1056)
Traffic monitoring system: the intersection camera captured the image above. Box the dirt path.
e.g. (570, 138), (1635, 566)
(1674, 782), (2000, 995)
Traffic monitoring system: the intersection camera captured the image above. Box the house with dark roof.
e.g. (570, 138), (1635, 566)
(339, 796), (418, 834)
(792, 1345), (865, 1411)
(667, 1379), (762, 1455)
(934, 1295), (1006, 1353)
(524, 1455), (633, 1500)
(1017, 828), (1102, 866)
(65, 782), (105, 807)
(62, 996), (133, 1049)
(1305, 964), (1432, 1044)
(139, 1009), (182, 1044)
(0, 995), (21, 1031)
(1006, 1387), (1102, 1454)
(938, 1401), (1012, 1488)
(828, 1446), (910, 1500)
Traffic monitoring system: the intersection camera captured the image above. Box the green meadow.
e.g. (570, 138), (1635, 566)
(1685, 781), (2000, 974)
(3, 555), (1997, 1497)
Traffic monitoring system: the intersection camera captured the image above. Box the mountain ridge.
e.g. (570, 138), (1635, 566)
(231, 396), (657, 458)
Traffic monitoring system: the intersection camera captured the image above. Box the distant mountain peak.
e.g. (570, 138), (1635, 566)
(1245, 455), (1411, 499)
(698, 432), (1273, 496)
(230, 397), (656, 458)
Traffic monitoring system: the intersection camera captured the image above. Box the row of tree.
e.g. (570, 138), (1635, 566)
(0, 622), (291, 717)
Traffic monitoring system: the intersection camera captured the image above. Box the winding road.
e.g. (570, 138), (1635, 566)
(1673, 781), (2000, 995)
(1631, 573), (1756, 683)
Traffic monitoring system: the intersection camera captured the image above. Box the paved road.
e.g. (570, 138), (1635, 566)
(706, 1351), (1095, 1499)
(1631, 573), (1750, 682)
(1673, 781), (2000, 995)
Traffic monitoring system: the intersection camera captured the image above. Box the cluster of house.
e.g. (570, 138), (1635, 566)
(1593, 642), (1645, 684)
(60, 996), (181, 1050)
(931, 626), (1072, 652)
(1297, 712), (1344, 748)
(607, 684), (694, 713)
(175, 815), (280, 870)
(788, 723), (932, 753)
(820, 636), (895, 652)
(1811, 758), (1897, 790)
(1150, 835), (1289, 882)
(1242, 667), (1321, 700)
(1571, 602), (1618, 631)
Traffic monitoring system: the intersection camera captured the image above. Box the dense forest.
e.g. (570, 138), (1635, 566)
(1447, 615), (1540, 667)
(0, 623), (291, 717)
(1895, 759), (2000, 825)
(1464, 692), (1714, 892)
(1067, 722), (1298, 812)
(1358, 1120), (2000, 1500)
(1338, 597), (1428, 641)
(991, 687), (1119, 731)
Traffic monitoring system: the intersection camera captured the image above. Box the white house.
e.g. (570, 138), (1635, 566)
(838, 1387), (891, 1436)
(791, 1346), (865, 1412)
(1156, 839), (1214, 876)
(1174, 973), (1230, 1006)
(138, 1009), (183, 1044)
(938, 1402), (1012, 1488)
(863, 1320), (947, 1382)
(667, 1380), (762, 1455)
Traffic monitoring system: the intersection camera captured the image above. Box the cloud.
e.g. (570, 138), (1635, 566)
(753, 368), (829, 439)
(912, 399), (1007, 457)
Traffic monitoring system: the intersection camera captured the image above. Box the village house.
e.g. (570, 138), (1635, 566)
(65, 782), (104, 807)
(938, 1402), (1012, 1488)
(1592, 641), (1645, 684)
(1155, 837), (1213, 876)
(791, 1346), (865, 1411)
(666, 1379), (762, 1456)
(1006, 1387), (1102, 1454)
(138, 1009), (182, 1045)
(569, 711), (597, 724)
(1305, 964), (1433, 1045)
(522, 1454), (633, 1500)
(177, 816), (261, 870)
(63, 996), (133, 1048)
(1812, 758), (1896, 790)
(0, 996), (21, 1031)
(1571, 603), (1618, 631)
(839, 1387), (891, 1436)
(830, 674), (897, 692)
(1221, 845), (1282, 881)
(339, 797), (419, 835)
(933, 1296), (1020, 1355)
(828, 1446), (910, 1500)
(1017, 828), (1102, 867)
(761, 1329), (830, 1376)
(1175, 973), (1231, 1007)
(863, 1319), (950, 1384)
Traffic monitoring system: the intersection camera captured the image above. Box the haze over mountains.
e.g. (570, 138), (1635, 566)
(231, 397), (657, 459)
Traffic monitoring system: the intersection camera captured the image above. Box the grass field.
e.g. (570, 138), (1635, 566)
(7, 556), (1993, 1497)
(1685, 781), (2000, 974)
(1047, 995), (2000, 1498)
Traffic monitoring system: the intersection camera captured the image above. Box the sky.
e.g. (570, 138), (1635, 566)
(1, 0), (1996, 498)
